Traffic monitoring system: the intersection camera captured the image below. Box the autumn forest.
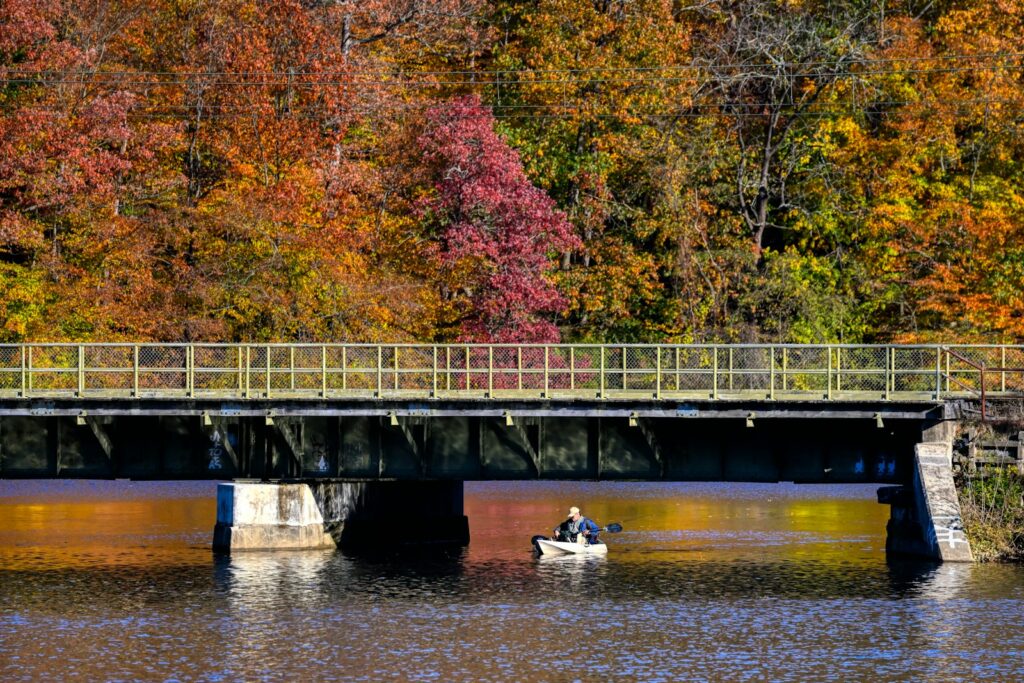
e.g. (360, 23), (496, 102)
(1, 0), (1022, 345)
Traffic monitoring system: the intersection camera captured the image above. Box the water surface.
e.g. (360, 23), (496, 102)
(1, 480), (1021, 681)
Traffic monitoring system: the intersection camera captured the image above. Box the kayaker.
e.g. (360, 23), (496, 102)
(554, 506), (601, 545)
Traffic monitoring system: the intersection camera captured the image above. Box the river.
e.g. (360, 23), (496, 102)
(1, 480), (1022, 682)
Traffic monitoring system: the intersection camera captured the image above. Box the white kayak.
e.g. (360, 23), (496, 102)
(535, 538), (608, 556)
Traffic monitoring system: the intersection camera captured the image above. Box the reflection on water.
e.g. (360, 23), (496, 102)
(1, 480), (1022, 682)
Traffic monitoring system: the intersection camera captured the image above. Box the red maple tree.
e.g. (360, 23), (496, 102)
(418, 95), (578, 343)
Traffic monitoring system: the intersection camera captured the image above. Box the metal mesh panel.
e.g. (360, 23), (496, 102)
(779, 347), (828, 393)
(138, 345), (186, 391)
(83, 345), (133, 391)
(484, 346), (512, 391)
(342, 346), (380, 393)
(998, 347), (1024, 393)
(570, 347), (601, 392)
(670, 347), (715, 393)
(395, 347), (433, 392)
(545, 347), (571, 391)
(836, 347), (887, 393)
(28, 346), (77, 392)
(519, 347), (547, 391)
(725, 347), (770, 392)
(291, 346), (324, 392)
(625, 347), (658, 393)
(0, 346), (21, 391)
(193, 346), (240, 393)
(893, 347), (939, 393)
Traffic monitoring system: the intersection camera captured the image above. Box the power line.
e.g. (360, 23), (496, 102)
(3, 61), (1023, 89)
(3, 50), (1023, 79)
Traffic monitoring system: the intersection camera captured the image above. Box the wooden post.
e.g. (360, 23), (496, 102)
(1017, 431), (1024, 475)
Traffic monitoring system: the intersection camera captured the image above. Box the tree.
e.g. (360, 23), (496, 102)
(418, 95), (578, 342)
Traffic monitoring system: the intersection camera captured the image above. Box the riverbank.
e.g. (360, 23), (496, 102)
(957, 468), (1024, 563)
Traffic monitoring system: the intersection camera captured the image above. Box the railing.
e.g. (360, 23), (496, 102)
(0, 343), (1021, 401)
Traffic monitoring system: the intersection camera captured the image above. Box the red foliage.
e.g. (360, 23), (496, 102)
(418, 96), (579, 343)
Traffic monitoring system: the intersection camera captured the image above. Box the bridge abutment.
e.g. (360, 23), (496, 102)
(213, 480), (469, 552)
(879, 438), (973, 562)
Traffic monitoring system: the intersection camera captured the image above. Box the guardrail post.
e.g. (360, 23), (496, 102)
(20, 346), (26, 397)
(290, 346), (295, 392)
(655, 346), (661, 399)
(377, 346), (383, 397)
(237, 346), (243, 397)
(465, 345), (470, 391)
(599, 347), (605, 399)
(517, 347), (522, 392)
(622, 345), (628, 391)
(133, 345), (139, 397)
(265, 345), (271, 398)
(78, 345), (84, 396)
(935, 346), (942, 399)
(728, 347), (733, 391)
(321, 345), (327, 397)
(769, 346), (775, 400)
(487, 346), (493, 397)
(543, 346), (549, 398)
(27, 346), (32, 396)
(713, 346), (718, 400)
(675, 347), (680, 392)
(570, 347), (575, 391)
(432, 346), (438, 398)
(885, 347), (892, 400)
(945, 348), (950, 394)
(827, 346), (832, 400)
(341, 346), (347, 392)
(1002, 346), (1006, 393)
(245, 346), (251, 398)
(782, 347), (787, 392)
(836, 347), (842, 393)
(394, 346), (400, 391)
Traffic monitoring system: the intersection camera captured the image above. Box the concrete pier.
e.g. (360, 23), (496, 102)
(213, 483), (336, 552)
(879, 442), (973, 562)
(213, 480), (469, 552)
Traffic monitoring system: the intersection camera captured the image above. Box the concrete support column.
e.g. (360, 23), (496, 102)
(879, 442), (973, 562)
(213, 482), (336, 552)
(213, 480), (469, 552)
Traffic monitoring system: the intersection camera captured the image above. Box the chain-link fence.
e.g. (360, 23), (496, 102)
(0, 343), (1019, 401)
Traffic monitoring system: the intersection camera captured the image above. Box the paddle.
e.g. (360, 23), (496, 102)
(601, 523), (623, 533)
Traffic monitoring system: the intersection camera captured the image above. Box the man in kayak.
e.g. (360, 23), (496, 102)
(554, 506), (601, 544)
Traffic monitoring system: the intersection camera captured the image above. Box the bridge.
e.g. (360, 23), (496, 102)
(1, 343), (1019, 560)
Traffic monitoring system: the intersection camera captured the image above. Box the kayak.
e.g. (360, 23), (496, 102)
(534, 538), (608, 556)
